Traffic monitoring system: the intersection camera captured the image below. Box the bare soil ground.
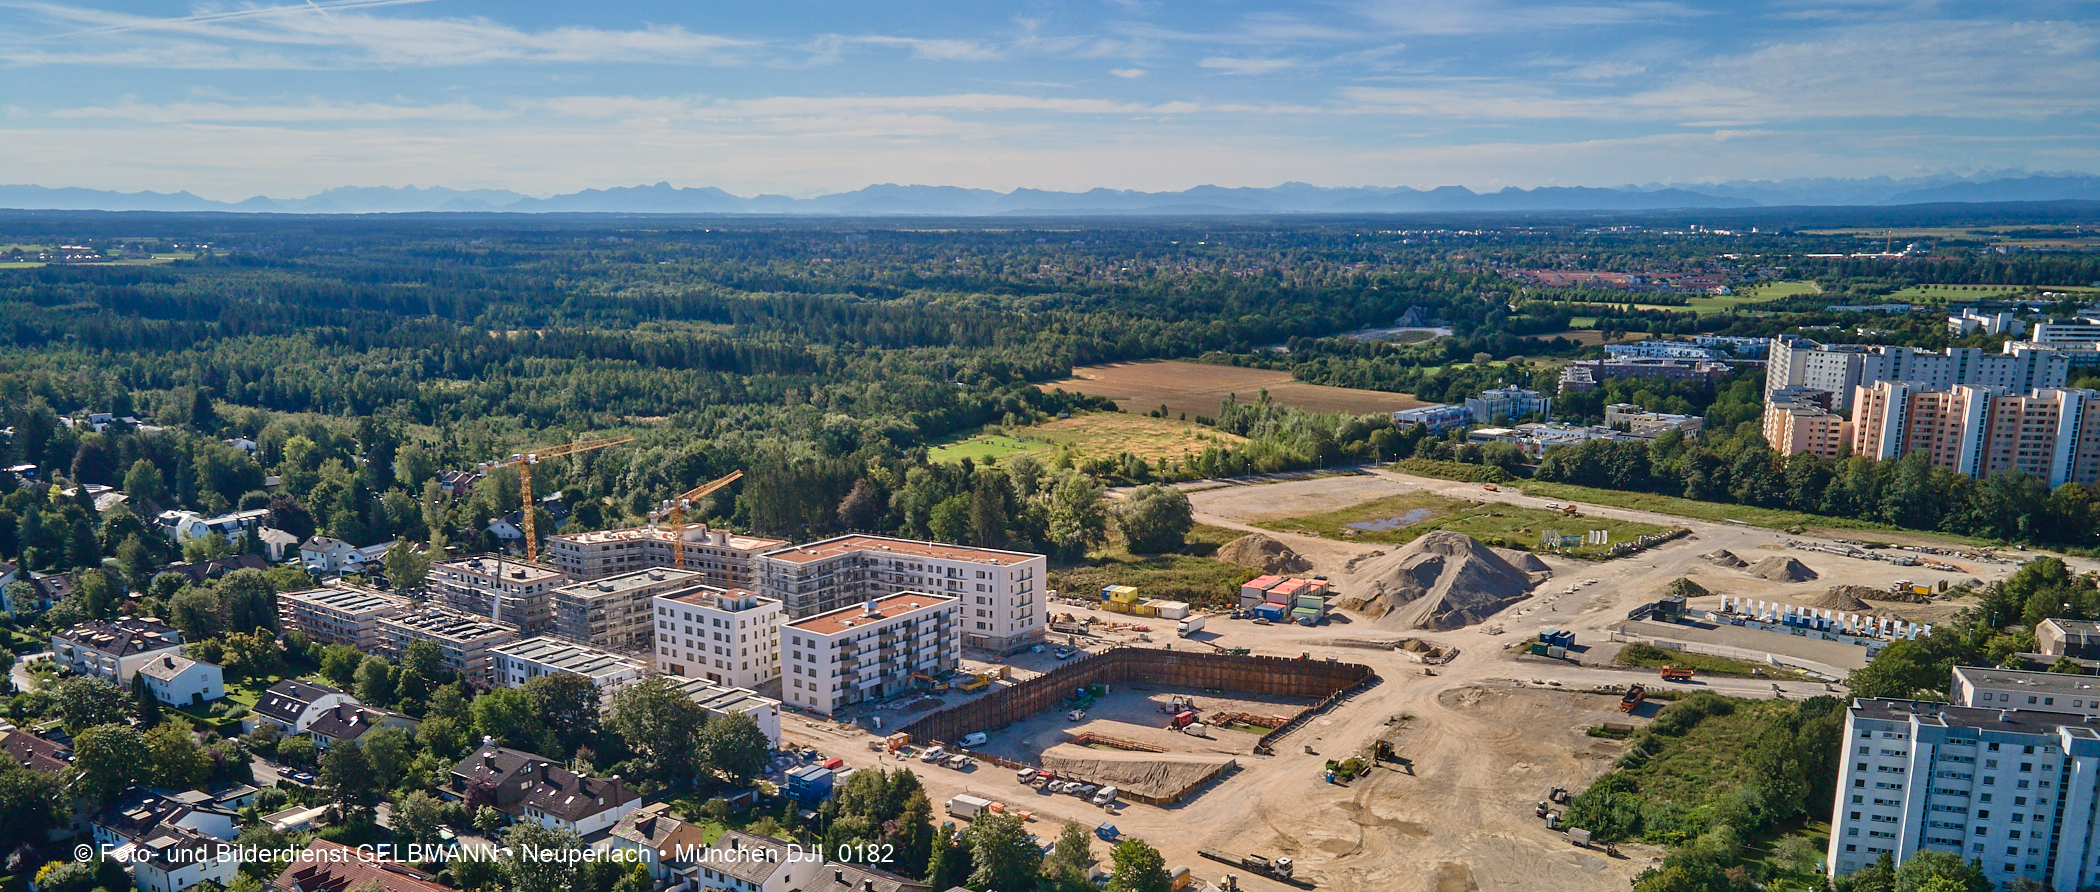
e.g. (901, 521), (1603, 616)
(1041, 361), (1426, 418)
(972, 686), (1311, 766)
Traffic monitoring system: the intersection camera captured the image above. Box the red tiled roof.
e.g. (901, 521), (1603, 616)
(272, 840), (447, 892)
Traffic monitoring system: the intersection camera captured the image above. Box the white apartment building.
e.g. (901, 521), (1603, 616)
(653, 587), (783, 690)
(543, 525), (784, 588)
(428, 555), (567, 634)
(2031, 319), (2100, 347)
(278, 586), (410, 650)
(551, 567), (704, 653)
(1828, 698), (2100, 891)
(663, 675), (783, 747)
(759, 536), (1046, 653)
(1953, 666), (2100, 717)
(488, 636), (648, 694)
(781, 592), (961, 716)
(1766, 336), (2069, 411)
(138, 653), (225, 708)
(374, 607), (517, 687)
(49, 617), (184, 683)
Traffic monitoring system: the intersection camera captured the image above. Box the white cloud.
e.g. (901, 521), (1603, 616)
(1199, 56), (1298, 75)
(804, 34), (1002, 63)
(1111, 68), (1147, 78)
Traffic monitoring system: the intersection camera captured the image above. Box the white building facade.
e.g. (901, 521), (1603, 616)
(759, 536), (1045, 653)
(653, 587), (783, 690)
(781, 592), (961, 717)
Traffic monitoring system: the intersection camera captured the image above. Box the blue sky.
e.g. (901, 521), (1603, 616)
(1, 0), (2096, 198)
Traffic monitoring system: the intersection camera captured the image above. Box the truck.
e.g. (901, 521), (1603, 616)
(1168, 710), (1199, 730)
(1199, 849), (1300, 885)
(1619, 684), (1646, 713)
(1177, 616), (1205, 637)
(1659, 666), (1696, 682)
(946, 794), (993, 820)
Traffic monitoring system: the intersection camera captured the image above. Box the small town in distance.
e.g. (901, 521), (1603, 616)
(6, 188), (2100, 892)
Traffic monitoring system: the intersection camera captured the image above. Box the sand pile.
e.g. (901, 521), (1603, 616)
(1702, 549), (1748, 568)
(1334, 530), (1536, 631)
(1039, 744), (1237, 800)
(1797, 587), (1873, 611)
(1494, 548), (1554, 584)
(1215, 533), (1314, 574)
(1663, 578), (1711, 599)
(1748, 556), (1818, 582)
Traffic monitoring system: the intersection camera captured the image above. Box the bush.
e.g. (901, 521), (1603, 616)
(1391, 458), (1512, 483)
(1646, 693), (1735, 738)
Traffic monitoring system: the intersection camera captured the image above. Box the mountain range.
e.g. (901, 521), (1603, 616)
(3, 173), (2097, 216)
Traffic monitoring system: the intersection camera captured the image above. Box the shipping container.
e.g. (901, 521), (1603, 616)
(1156, 601), (1191, 620)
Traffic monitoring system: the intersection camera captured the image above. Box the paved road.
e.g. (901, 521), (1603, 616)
(12, 651), (49, 693)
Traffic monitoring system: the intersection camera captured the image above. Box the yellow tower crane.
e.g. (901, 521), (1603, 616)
(649, 471), (743, 569)
(478, 435), (633, 563)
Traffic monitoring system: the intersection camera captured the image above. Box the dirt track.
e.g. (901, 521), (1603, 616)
(786, 469), (2048, 892)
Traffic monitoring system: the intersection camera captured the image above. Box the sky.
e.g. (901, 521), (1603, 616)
(1, 0), (2097, 199)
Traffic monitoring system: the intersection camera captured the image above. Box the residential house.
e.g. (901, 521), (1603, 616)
(606, 803), (711, 883)
(434, 469), (481, 497)
(680, 830), (825, 892)
(92, 787), (240, 848)
(304, 703), (416, 751)
(50, 617), (183, 683)
(256, 529), (302, 563)
(158, 509), (270, 545)
(449, 744), (640, 835)
(137, 654), (224, 708)
(805, 863), (934, 892)
(251, 680), (358, 735)
(0, 727), (71, 775)
(112, 824), (239, 892)
(271, 839), (450, 892)
(154, 554), (270, 588)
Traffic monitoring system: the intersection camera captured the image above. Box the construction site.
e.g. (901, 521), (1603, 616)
(784, 466), (2061, 892)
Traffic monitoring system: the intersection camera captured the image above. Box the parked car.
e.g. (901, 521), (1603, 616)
(1055, 648), (1076, 660)
(283, 769), (316, 785)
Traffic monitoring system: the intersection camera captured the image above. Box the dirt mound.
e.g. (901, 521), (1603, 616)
(1039, 744), (1237, 800)
(1702, 549), (1748, 568)
(1334, 530), (1536, 631)
(1342, 550), (1387, 573)
(1747, 556), (1818, 582)
(1215, 533), (1314, 574)
(1494, 548), (1553, 574)
(1796, 587), (1873, 611)
(1861, 585), (1932, 604)
(1663, 578), (1711, 599)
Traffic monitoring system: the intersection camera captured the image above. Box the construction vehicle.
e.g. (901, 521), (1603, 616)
(1199, 849), (1298, 885)
(479, 435), (634, 562)
(1168, 710), (1198, 730)
(1619, 684), (1646, 713)
(910, 671), (950, 693)
(1659, 666), (1696, 682)
(1177, 616), (1205, 637)
(959, 674), (992, 693)
(648, 470), (744, 569)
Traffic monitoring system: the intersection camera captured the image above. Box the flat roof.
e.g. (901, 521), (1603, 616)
(281, 586), (409, 614)
(555, 567), (701, 597)
(663, 675), (779, 712)
(377, 607), (515, 643)
(488, 637), (644, 680)
(788, 591), (956, 635)
(1954, 665), (2100, 699)
(1854, 697), (2097, 736)
(433, 555), (565, 581)
(762, 535), (1041, 566)
(660, 587), (777, 610)
(547, 526), (786, 550)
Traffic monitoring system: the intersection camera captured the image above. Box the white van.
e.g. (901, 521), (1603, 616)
(960, 732), (988, 748)
(1091, 786), (1118, 806)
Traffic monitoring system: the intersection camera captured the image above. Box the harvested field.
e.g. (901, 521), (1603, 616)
(1256, 489), (1672, 560)
(1041, 360), (1426, 418)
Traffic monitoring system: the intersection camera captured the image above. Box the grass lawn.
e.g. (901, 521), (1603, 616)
(1048, 524), (1257, 608)
(1620, 699), (1794, 807)
(1254, 490), (1673, 558)
(931, 414), (1250, 467)
(1614, 642), (1799, 679)
(1684, 280), (1819, 313)
(1512, 480), (1996, 547)
(1883, 284), (2035, 302)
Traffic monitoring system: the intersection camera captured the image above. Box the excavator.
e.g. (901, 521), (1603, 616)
(479, 435), (633, 563)
(649, 471), (744, 569)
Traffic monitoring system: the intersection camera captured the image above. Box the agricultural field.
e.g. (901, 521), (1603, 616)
(928, 412), (1250, 465)
(1535, 327), (1651, 345)
(1682, 279), (1819, 313)
(1039, 360), (1425, 419)
(1883, 283), (2033, 301)
(1254, 489), (1672, 557)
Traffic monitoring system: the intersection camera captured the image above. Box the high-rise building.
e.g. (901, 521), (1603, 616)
(1766, 336), (2068, 411)
(1763, 399), (1853, 461)
(1849, 383), (2100, 486)
(758, 536), (1046, 653)
(428, 555), (567, 635)
(542, 525), (784, 587)
(652, 587), (783, 690)
(1827, 698), (2100, 890)
(549, 567), (704, 653)
(780, 592), (960, 716)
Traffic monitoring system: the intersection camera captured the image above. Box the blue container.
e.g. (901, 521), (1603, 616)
(1254, 603), (1287, 620)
